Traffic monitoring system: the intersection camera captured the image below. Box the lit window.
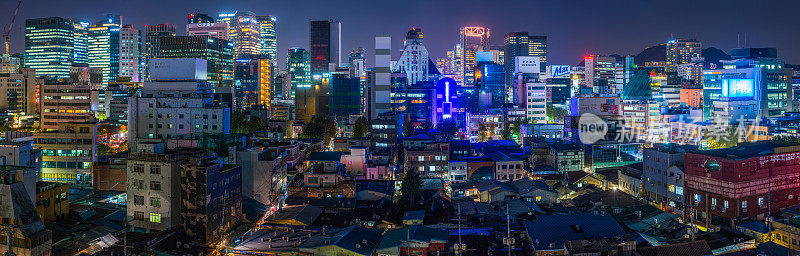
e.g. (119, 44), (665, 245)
(149, 213), (161, 223)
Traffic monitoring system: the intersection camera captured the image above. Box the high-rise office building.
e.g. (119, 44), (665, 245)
(24, 17), (89, 79)
(119, 25), (141, 82)
(476, 62), (505, 107)
(187, 13), (214, 24)
(584, 55), (617, 94)
(529, 36), (547, 73)
(88, 14), (121, 85)
(504, 32), (529, 88)
(310, 20), (342, 79)
(287, 48), (310, 100)
(504, 32), (547, 86)
(229, 11), (261, 57)
(187, 22), (229, 40)
(394, 27), (431, 85)
(329, 74), (361, 117)
(369, 35), (391, 120)
(348, 48), (366, 78)
(143, 24), (177, 81)
(234, 55), (272, 109)
(256, 15), (277, 60)
(666, 39), (701, 72)
(458, 26), (490, 85)
(158, 35), (234, 87)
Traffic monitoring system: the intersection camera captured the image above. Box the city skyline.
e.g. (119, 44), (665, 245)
(4, 0), (800, 67)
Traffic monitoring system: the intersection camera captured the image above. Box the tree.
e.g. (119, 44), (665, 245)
(478, 122), (496, 142)
(437, 118), (458, 139)
(546, 105), (569, 123)
(353, 116), (368, 138)
(300, 115), (337, 147)
(97, 143), (111, 156)
(703, 126), (739, 149)
(398, 169), (422, 208)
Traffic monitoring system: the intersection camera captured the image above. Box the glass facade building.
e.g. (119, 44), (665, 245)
(24, 17), (89, 79)
(158, 35), (234, 87)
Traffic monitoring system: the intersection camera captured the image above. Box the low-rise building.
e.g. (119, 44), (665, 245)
(0, 166), (52, 256)
(35, 181), (69, 223)
(34, 121), (97, 185)
(549, 142), (584, 173)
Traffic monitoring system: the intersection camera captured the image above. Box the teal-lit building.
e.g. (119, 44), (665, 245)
(286, 48), (310, 100)
(24, 17), (89, 79)
(158, 35), (234, 87)
(703, 65), (792, 120)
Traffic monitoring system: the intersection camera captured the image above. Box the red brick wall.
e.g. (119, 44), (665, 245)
(92, 166), (127, 192)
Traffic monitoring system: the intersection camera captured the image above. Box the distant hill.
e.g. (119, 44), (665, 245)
(592, 45), (732, 70)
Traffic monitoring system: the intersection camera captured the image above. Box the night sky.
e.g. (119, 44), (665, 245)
(3, 0), (800, 67)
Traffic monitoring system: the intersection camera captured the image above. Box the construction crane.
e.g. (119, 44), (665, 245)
(2, 0), (23, 74)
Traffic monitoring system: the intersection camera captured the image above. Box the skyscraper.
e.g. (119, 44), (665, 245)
(393, 27), (431, 85)
(88, 14), (121, 85)
(158, 35), (234, 87)
(504, 32), (547, 87)
(369, 35), (391, 120)
(504, 32), (529, 88)
(310, 20), (342, 79)
(234, 55), (272, 109)
(229, 11), (261, 57)
(584, 55), (617, 94)
(529, 35), (547, 73)
(287, 48), (310, 100)
(187, 13), (214, 24)
(458, 26), (490, 85)
(329, 74), (361, 117)
(256, 15), (277, 61)
(143, 24), (177, 81)
(666, 38), (701, 72)
(24, 17), (89, 79)
(119, 25), (141, 82)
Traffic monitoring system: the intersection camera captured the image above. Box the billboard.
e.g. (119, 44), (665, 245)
(149, 58), (207, 81)
(721, 79), (754, 98)
(570, 97), (620, 116)
(547, 65), (571, 78)
(515, 56), (540, 74)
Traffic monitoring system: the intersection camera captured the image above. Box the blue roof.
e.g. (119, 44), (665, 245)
(403, 210), (426, 221)
(525, 213), (627, 250)
(300, 226), (381, 255)
(376, 225), (448, 250)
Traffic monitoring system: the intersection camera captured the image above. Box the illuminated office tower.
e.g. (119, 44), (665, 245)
(393, 27), (431, 85)
(256, 15), (277, 60)
(458, 26), (490, 85)
(310, 20), (342, 79)
(234, 54), (272, 109)
(229, 11), (261, 57)
(143, 24), (177, 81)
(158, 35), (234, 87)
(119, 25), (141, 82)
(187, 13), (214, 23)
(24, 17), (89, 79)
(88, 14), (121, 86)
(504, 32), (547, 86)
(504, 32), (529, 88)
(187, 22), (229, 40)
(287, 48), (310, 100)
(666, 38), (701, 72)
(584, 55), (617, 94)
(329, 74), (361, 117)
(369, 35), (391, 119)
(528, 35), (547, 73)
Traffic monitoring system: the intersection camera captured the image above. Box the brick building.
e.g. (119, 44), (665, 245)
(684, 143), (800, 227)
